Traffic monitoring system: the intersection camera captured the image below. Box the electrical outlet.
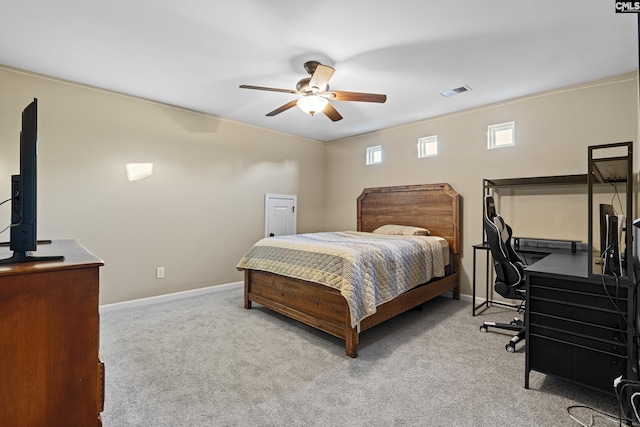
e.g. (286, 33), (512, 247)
(156, 267), (165, 279)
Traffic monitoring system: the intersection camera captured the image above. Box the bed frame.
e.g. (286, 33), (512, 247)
(243, 183), (461, 357)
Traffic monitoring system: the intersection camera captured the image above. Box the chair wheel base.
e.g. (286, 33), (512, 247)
(479, 320), (524, 354)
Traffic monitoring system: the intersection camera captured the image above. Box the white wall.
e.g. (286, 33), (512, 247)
(0, 66), (326, 304)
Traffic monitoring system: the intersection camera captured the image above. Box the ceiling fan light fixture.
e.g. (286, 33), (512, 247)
(296, 95), (328, 116)
(240, 60), (385, 121)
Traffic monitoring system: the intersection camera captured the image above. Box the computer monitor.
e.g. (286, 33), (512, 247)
(633, 219), (640, 268)
(599, 203), (624, 276)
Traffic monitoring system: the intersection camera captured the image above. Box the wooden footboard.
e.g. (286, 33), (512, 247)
(244, 269), (357, 352)
(244, 268), (459, 357)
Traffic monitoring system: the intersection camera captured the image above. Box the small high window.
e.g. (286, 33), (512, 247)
(366, 145), (382, 165)
(488, 121), (515, 149)
(418, 135), (438, 158)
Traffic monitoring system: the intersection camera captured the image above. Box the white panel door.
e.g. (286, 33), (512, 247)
(265, 194), (297, 237)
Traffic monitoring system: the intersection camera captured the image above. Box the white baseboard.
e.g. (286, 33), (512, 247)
(459, 293), (473, 304)
(99, 284), (499, 314)
(99, 281), (243, 313)
(442, 292), (488, 307)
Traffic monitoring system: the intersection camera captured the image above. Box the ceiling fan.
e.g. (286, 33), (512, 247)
(239, 60), (387, 122)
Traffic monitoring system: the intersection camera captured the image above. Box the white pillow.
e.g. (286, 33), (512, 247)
(372, 224), (431, 236)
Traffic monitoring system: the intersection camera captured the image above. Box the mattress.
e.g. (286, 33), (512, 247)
(237, 231), (448, 326)
(431, 236), (450, 267)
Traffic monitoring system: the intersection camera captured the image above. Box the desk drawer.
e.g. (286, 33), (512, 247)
(529, 334), (626, 394)
(529, 286), (628, 313)
(529, 311), (626, 344)
(528, 275), (630, 298)
(529, 323), (626, 355)
(529, 299), (626, 332)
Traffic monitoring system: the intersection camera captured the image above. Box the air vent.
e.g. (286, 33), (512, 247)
(439, 85), (472, 97)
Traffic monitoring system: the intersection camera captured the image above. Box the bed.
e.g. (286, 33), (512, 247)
(237, 183), (461, 357)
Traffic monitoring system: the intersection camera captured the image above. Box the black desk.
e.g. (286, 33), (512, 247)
(524, 251), (588, 277)
(524, 252), (636, 395)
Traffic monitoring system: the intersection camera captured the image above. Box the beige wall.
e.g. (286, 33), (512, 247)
(324, 73), (639, 297)
(1, 65), (637, 304)
(0, 66), (326, 304)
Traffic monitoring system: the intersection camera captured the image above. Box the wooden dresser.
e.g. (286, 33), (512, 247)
(0, 240), (105, 426)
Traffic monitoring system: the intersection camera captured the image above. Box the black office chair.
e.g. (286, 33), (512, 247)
(479, 195), (526, 353)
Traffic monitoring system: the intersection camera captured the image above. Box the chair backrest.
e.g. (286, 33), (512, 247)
(484, 195), (524, 297)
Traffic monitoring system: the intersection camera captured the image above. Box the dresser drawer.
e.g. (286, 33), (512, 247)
(97, 354), (105, 413)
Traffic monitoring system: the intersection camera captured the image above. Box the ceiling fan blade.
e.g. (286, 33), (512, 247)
(329, 90), (387, 103)
(266, 99), (298, 116)
(309, 64), (335, 92)
(240, 84), (297, 95)
(323, 102), (343, 122)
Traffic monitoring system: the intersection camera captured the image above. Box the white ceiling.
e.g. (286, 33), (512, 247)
(0, 1), (637, 142)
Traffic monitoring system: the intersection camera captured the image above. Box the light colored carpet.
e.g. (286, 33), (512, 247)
(100, 288), (621, 426)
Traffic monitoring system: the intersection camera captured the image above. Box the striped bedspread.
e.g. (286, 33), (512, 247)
(236, 231), (445, 327)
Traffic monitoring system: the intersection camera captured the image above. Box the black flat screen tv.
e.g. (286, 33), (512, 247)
(0, 98), (63, 264)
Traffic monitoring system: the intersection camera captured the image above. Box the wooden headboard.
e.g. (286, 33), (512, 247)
(357, 183), (461, 255)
